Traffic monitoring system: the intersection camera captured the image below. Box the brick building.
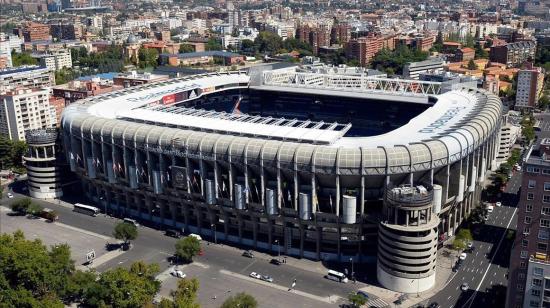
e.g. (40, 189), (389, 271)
(296, 23), (332, 55)
(490, 41), (537, 67)
(345, 36), (383, 67)
(52, 79), (119, 104)
(331, 22), (351, 45)
(17, 22), (51, 42)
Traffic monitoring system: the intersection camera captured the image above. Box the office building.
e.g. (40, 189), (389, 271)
(404, 58), (446, 80)
(0, 88), (56, 141)
(113, 71), (169, 88)
(18, 22), (51, 42)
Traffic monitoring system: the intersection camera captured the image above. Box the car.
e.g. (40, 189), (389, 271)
(189, 234), (202, 241)
(270, 258), (282, 265)
(516, 166), (522, 172)
(165, 229), (182, 238)
(242, 251), (254, 258)
(428, 302), (440, 308)
(459, 253), (467, 260)
(7, 193), (13, 198)
(467, 242), (474, 252)
(452, 263), (461, 272)
(249, 272), (261, 279)
(356, 290), (369, 300)
(170, 270), (186, 278)
(260, 275), (273, 283)
(495, 201), (502, 207)
(461, 282), (469, 291)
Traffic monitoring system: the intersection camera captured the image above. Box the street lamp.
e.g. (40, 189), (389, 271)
(211, 223), (217, 244)
(349, 257), (354, 281)
(100, 196), (105, 216)
(275, 239), (281, 261)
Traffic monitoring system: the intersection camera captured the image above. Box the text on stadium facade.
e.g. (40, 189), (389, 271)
(126, 84), (201, 102)
(418, 106), (467, 133)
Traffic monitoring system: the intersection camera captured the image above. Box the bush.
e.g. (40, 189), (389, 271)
(174, 237), (201, 263)
(10, 198), (32, 214)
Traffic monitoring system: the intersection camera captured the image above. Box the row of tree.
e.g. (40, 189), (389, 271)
(371, 45), (429, 75)
(0, 136), (27, 172)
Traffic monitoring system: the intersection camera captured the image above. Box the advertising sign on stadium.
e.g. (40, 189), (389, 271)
(162, 94), (176, 105)
(202, 86), (215, 94)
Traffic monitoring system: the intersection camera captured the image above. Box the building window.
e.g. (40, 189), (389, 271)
(520, 261), (527, 269)
(518, 283), (525, 291)
(543, 169), (550, 175)
(537, 242), (548, 252)
(525, 226), (531, 235)
(545, 183), (550, 191)
(544, 195), (550, 203)
(526, 216), (532, 224)
(522, 239), (529, 247)
(541, 219), (550, 228)
(528, 167), (540, 173)
(527, 204), (533, 212)
(532, 289), (541, 296)
(538, 230), (549, 240)
(529, 180), (537, 188)
(520, 273), (526, 280)
(533, 278), (543, 287)
(543, 207), (550, 215)
(530, 300), (540, 307)
(534, 267), (544, 276)
(521, 250), (529, 259)
(528, 193), (535, 200)
(545, 278), (550, 289)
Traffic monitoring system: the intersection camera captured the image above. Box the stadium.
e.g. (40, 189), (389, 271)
(61, 65), (502, 293)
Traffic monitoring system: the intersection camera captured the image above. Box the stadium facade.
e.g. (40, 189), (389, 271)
(61, 66), (502, 293)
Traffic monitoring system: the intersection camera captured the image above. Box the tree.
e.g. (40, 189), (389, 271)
(253, 31), (283, 54)
(538, 94), (550, 110)
(348, 292), (367, 308)
(27, 203), (43, 216)
(174, 236), (201, 263)
(11, 50), (38, 67)
(179, 44), (195, 53)
(221, 292), (258, 308)
(205, 38), (223, 51)
(138, 48), (159, 69)
(55, 68), (76, 85)
(113, 222), (138, 249)
(83, 261), (161, 308)
(240, 39), (255, 52)
(231, 27), (240, 37)
(0, 136), (27, 171)
(467, 59), (478, 70)
(464, 34), (475, 48)
(172, 278), (200, 308)
(474, 42), (488, 59)
(453, 228), (473, 251)
(10, 197), (32, 214)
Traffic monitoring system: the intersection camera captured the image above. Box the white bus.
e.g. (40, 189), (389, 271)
(73, 203), (100, 217)
(326, 270), (348, 283)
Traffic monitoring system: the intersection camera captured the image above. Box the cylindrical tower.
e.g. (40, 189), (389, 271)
(377, 184), (440, 293)
(23, 129), (63, 199)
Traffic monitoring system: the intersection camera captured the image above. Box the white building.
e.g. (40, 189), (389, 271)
(0, 50), (12, 68)
(516, 65), (545, 110)
(86, 16), (103, 29)
(403, 58), (445, 80)
(0, 33), (23, 53)
(0, 88), (56, 141)
(265, 21), (295, 40)
(496, 114), (521, 165)
(523, 255), (550, 308)
(0, 66), (55, 94)
(37, 50), (72, 71)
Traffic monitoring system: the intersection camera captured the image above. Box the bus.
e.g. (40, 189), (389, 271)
(325, 270), (348, 283)
(73, 203), (100, 217)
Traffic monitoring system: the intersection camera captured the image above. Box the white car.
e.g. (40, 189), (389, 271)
(249, 272), (261, 279)
(516, 166), (522, 172)
(467, 242), (473, 249)
(461, 283), (469, 291)
(260, 275), (273, 283)
(495, 201), (502, 207)
(7, 193), (13, 198)
(171, 270), (186, 278)
(459, 253), (467, 260)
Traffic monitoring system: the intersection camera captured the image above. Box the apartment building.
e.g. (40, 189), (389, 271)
(496, 114), (521, 165)
(0, 66), (55, 94)
(0, 88), (56, 141)
(36, 50), (73, 71)
(345, 36), (383, 67)
(490, 41), (537, 68)
(403, 58), (445, 80)
(515, 64), (545, 110)
(507, 138), (550, 308)
(113, 71), (169, 88)
(0, 33), (23, 53)
(17, 22), (51, 42)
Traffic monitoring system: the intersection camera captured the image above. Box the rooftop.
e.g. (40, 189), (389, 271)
(0, 65), (50, 76)
(161, 51), (244, 59)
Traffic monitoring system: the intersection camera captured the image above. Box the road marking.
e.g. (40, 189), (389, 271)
(465, 207), (517, 308)
(240, 259), (257, 273)
(448, 295), (452, 300)
(219, 269), (341, 304)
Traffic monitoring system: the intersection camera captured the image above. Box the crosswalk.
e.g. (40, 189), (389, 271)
(367, 297), (390, 308)
(537, 120), (550, 131)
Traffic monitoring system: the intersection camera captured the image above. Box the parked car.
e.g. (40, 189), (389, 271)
(189, 234), (202, 241)
(270, 258), (282, 265)
(242, 251), (254, 258)
(260, 275), (273, 283)
(171, 270), (186, 278)
(459, 253), (467, 260)
(461, 283), (469, 291)
(428, 302), (440, 308)
(249, 272), (261, 279)
(7, 193), (13, 198)
(165, 229), (182, 238)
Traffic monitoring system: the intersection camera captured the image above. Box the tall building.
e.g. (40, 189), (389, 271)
(50, 23), (82, 41)
(0, 33), (23, 53)
(331, 22), (351, 45)
(515, 64), (545, 110)
(345, 36), (383, 67)
(36, 50), (73, 71)
(0, 50), (12, 69)
(490, 41), (537, 68)
(507, 137), (550, 308)
(0, 88), (56, 141)
(0, 66), (55, 94)
(18, 22), (51, 42)
(296, 22), (332, 54)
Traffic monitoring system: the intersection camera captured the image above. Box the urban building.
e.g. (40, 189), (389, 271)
(452, 47), (475, 63)
(61, 68), (501, 294)
(496, 114), (521, 165)
(0, 33), (23, 53)
(507, 138), (550, 308)
(0, 50), (12, 69)
(265, 22), (295, 41)
(17, 22), (51, 42)
(50, 23), (82, 41)
(49, 96), (66, 124)
(36, 50), (73, 71)
(113, 71), (169, 88)
(515, 64), (545, 110)
(345, 36), (384, 67)
(523, 256), (550, 308)
(52, 79), (119, 104)
(490, 41), (537, 68)
(160, 51), (245, 67)
(0, 88), (56, 141)
(404, 58), (446, 80)
(296, 22), (333, 54)
(0, 66), (55, 94)
(331, 22), (351, 45)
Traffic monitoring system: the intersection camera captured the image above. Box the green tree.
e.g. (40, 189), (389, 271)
(55, 68), (76, 85)
(240, 39), (255, 52)
(27, 202), (43, 216)
(221, 292), (258, 308)
(179, 44), (195, 53)
(113, 222), (138, 248)
(253, 31), (283, 54)
(10, 197), (32, 214)
(453, 228), (473, 251)
(83, 261), (161, 308)
(138, 48), (160, 68)
(205, 38), (223, 51)
(348, 292), (367, 308)
(173, 278), (200, 308)
(174, 236), (201, 263)
(467, 59), (478, 70)
(464, 34), (475, 48)
(11, 50), (38, 67)
(539, 94), (550, 110)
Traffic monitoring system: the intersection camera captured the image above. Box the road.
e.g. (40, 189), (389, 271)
(0, 182), (379, 307)
(427, 171), (520, 308)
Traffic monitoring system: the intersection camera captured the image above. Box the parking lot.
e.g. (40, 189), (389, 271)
(156, 262), (336, 308)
